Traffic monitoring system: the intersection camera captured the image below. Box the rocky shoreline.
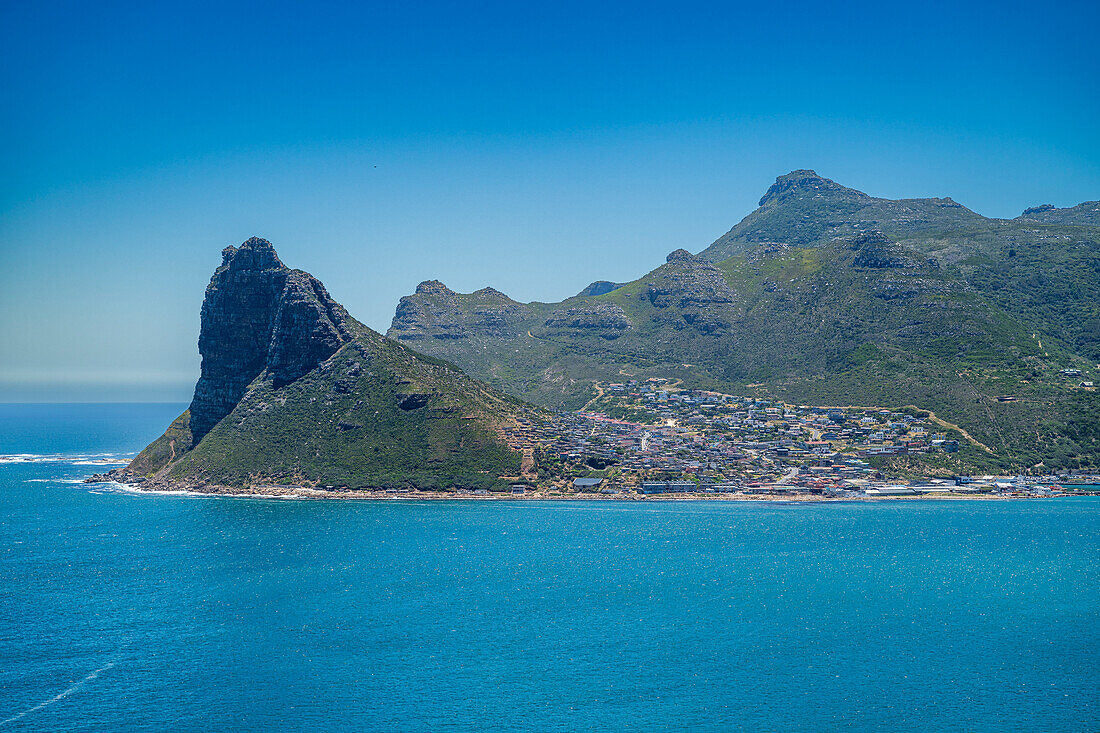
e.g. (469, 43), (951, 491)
(85, 473), (1054, 503)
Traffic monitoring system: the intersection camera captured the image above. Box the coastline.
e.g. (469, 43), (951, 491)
(87, 478), (1076, 503)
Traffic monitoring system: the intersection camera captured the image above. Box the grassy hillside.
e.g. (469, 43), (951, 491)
(162, 331), (527, 490)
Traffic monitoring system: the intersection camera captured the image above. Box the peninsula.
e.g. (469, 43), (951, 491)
(93, 237), (536, 493)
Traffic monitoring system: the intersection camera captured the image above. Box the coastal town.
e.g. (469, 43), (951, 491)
(500, 378), (1100, 499)
(74, 375), (1099, 501)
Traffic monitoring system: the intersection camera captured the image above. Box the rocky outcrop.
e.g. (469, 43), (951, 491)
(849, 230), (915, 269)
(187, 237), (354, 441)
(389, 281), (531, 343)
(389, 280), (468, 339)
(577, 281), (623, 297)
(543, 304), (632, 339)
(645, 251), (736, 309)
(390, 296), (460, 341)
(1022, 204), (1056, 217)
(397, 392), (432, 410)
(1017, 201), (1100, 226)
(756, 169), (869, 208)
(415, 280), (456, 296)
(631, 250), (740, 334)
(665, 248), (698, 263)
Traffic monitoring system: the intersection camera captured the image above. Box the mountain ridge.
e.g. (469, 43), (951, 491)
(387, 171), (1100, 471)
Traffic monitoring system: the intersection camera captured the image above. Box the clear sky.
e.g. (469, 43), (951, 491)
(2, 0), (1098, 401)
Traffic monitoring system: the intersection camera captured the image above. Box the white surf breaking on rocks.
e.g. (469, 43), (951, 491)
(0, 452), (132, 466)
(89, 481), (207, 498)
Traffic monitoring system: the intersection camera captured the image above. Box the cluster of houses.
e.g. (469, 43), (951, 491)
(495, 378), (1093, 497)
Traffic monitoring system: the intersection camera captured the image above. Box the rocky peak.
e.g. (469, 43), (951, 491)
(415, 280), (454, 295)
(782, 168), (824, 181)
(188, 238), (354, 442)
(757, 169), (867, 207)
(647, 250), (735, 311)
(1022, 204), (1056, 217)
(390, 281), (527, 343)
(756, 169), (866, 208)
(849, 229), (915, 269)
(473, 286), (513, 302)
(577, 280), (623, 297)
(1015, 200), (1100, 226)
(666, 248), (698, 263)
(220, 236), (284, 270)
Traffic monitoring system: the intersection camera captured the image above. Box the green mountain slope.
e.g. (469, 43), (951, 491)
(701, 170), (987, 259)
(112, 238), (530, 491)
(388, 174), (1100, 471)
(700, 170), (1100, 360)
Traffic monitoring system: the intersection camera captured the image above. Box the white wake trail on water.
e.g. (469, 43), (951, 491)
(0, 662), (115, 727)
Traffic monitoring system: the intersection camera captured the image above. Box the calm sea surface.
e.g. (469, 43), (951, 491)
(1, 403), (1097, 731)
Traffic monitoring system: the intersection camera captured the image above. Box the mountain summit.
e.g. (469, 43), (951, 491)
(188, 237), (356, 441)
(105, 238), (531, 492)
(702, 170), (983, 260)
(756, 169), (869, 208)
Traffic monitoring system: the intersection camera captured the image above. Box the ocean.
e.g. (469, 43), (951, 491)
(1, 403), (1097, 731)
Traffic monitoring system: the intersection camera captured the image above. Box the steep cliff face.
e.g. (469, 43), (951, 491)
(187, 237), (354, 441)
(110, 237), (528, 491)
(266, 271), (354, 388)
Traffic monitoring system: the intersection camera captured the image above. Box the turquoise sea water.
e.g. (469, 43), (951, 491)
(1, 404), (1097, 731)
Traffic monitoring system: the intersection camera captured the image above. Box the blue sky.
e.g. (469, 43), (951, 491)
(2, 0), (1098, 401)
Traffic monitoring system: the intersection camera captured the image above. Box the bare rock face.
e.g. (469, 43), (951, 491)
(389, 281), (529, 343)
(849, 230), (915, 269)
(390, 295), (449, 341)
(646, 251), (736, 309)
(188, 237), (354, 441)
(1022, 204), (1057, 217)
(415, 280), (456, 296)
(665, 248), (698, 263)
(267, 271), (353, 388)
(543, 304), (632, 339)
(637, 251), (740, 334)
